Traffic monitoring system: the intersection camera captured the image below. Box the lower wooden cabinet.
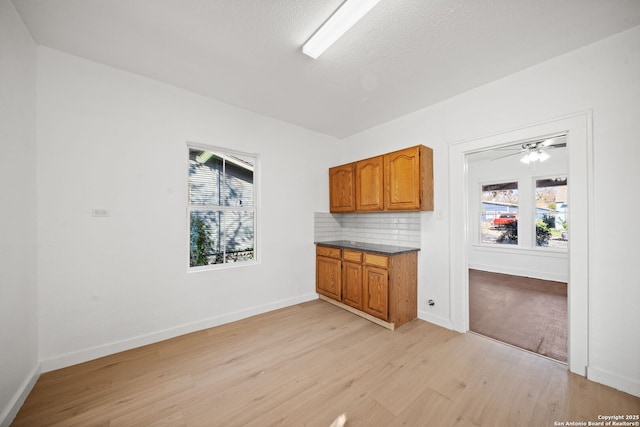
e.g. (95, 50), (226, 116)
(316, 245), (342, 301)
(315, 244), (418, 329)
(362, 265), (389, 321)
(342, 261), (362, 309)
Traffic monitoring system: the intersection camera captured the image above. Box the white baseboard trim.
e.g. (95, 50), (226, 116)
(468, 263), (568, 283)
(0, 364), (40, 427)
(40, 293), (318, 373)
(587, 366), (640, 398)
(418, 310), (454, 330)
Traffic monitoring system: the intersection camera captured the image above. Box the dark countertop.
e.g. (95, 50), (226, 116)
(315, 240), (420, 255)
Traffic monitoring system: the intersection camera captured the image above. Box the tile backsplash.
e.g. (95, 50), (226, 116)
(314, 212), (421, 248)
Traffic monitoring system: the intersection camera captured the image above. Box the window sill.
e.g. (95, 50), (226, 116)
(188, 260), (260, 273)
(471, 243), (568, 257)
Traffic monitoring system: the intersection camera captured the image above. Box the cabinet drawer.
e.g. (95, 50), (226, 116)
(342, 249), (363, 263)
(363, 253), (388, 268)
(316, 246), (341, 259)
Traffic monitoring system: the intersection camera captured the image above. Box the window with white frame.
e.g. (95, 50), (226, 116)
(188, 146), (257, 268)
(535, 176), (568, 249)
(481, 182), (519, 245)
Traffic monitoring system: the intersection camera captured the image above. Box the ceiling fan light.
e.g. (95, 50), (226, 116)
(520, 153), (531, 164)
(302, 0), (382, 59)
(538, 149), (550, 162)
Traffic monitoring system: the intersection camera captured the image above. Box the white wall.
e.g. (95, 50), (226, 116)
(36, 47), (338, 370)
(467, 148), (569, 282)
(4, 11), (639, 422)
(342, 26), (640, 396)
(0, 1), (39, 425)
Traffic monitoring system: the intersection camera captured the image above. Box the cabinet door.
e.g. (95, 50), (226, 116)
(316, 256), (342, 301)
(329, 164), (355, 212)
(362, 266), (389, 321)
(355, 156), (384, 211)
(342, 261), (362, 310)
(384, 146), (421, 210)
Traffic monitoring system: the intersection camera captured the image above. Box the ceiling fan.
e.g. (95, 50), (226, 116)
(491, 136), (567, 163)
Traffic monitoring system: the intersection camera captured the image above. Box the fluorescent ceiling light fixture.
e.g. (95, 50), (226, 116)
(302, 0), (382, 59)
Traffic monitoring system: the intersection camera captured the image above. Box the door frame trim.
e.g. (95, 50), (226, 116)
(448, 111), (593, 376)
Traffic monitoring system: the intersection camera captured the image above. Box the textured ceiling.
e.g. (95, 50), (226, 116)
(12, 0), (640, 138)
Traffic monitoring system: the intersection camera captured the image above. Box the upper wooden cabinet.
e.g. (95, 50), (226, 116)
(384, 145), (434, 211)
(329, 145), (433, 213)
(355, 156), (384, 211)
(329, 163), (355, 212)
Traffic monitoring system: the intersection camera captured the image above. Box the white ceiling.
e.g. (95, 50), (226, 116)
(12, 0), (640, 138)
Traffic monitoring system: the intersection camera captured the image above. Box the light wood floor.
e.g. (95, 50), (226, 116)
(12, 300), (640, 426)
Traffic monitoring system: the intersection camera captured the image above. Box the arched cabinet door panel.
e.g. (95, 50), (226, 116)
(384, 145), (433, 211)
(355, 156), (384, 211)
(329, 163), (355, 213)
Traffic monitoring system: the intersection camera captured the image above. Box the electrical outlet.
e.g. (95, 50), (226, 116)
(91, 208), (110, 217)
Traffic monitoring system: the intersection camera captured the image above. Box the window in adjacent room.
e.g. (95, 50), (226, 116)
(188, 145), (257, 269)
(535, 176), (568, 249)
(481, 181), (519, 245)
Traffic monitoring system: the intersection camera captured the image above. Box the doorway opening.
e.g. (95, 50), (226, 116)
(448, 112), (592, 375)
(466, 137), (569, 362)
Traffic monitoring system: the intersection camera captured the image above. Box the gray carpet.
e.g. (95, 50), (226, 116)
(469, 269), (568, 362)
